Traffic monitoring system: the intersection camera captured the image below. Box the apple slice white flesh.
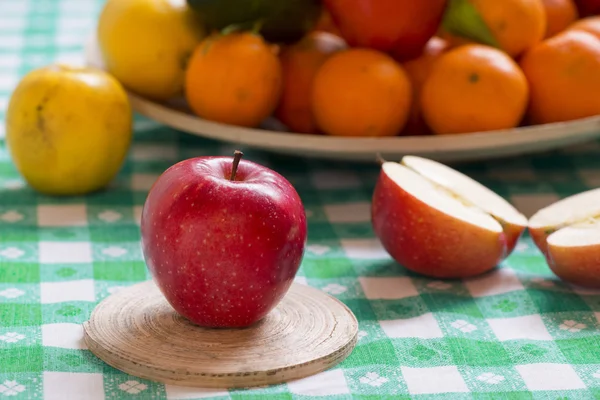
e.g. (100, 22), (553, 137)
(528, 187), (600, 256)
(401, 155), (528, 254)
(372, 161), (515, 278)
(545, 220), (600, 288)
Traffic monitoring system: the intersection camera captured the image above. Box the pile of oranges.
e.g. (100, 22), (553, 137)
(181, 0), (600, 137)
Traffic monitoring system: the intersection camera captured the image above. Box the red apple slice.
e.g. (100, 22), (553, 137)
(528, 188), (600, 256)
(401, 156), (528, 255)
(372, 157), (526, 279)
(545, 221), (600, 288)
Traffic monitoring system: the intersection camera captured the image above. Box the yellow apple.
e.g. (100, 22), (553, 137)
(5, 64), (132, 196)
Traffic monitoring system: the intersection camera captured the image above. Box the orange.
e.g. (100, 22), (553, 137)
(421, 44), (529, 135)
(184, 32), (282, 128)
(569, 16), (600, 39)
(275, 32), (347, 134)
(311, 48), (412, 137)
(401, 37), (449, 135)
(520, 30), (600, 124)
(542, 0), (579, 37)
(444, 0), (546, 57)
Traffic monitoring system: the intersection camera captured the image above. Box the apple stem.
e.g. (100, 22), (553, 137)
(230, 150), (244, 181)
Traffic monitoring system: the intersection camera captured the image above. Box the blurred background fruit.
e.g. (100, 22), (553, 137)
(97, 0), (205, 101)
(520, 30), (600, 124)
(569, 16), (600, 38)
(5, 65), (132, 195)
(323, 0), (448, 61)
(441, 0), (546, 57)
(421, 44), (529, 135)
(574, 0), (600, 16)
(401, 37), (450, 135)
(185, 32), (283, 128)
(275, 31), (347, 134)
(541, 0), (579, 38)
(311, 48), (412, 137)
(186, 0), (322, 44)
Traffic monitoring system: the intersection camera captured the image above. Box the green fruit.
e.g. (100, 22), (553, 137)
(186, 0), (322, 43)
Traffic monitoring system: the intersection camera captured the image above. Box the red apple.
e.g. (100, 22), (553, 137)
(140, 151), (307, 328)
(371, 156), (527, 279)
(574, 0), (600, 16)
(323, 0), (448, 61)
(528, 188), (600, 287)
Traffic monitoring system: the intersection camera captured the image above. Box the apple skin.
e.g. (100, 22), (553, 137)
(528, 226), (554, 257)
(323, 0), (447, 61)
(574, 0), (600, 16)
(140, 156), (307, 328)
(371, 168), (507, 279)
(547, 243), (600, 288)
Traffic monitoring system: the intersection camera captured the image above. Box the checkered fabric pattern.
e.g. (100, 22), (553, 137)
(3, 1), (600, 399)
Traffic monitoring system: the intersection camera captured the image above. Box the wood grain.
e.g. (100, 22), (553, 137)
(83, 280), (358, 388)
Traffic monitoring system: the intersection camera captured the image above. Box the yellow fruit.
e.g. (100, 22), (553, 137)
(97, 0), (205, 101)
(5, 64), (132, 196)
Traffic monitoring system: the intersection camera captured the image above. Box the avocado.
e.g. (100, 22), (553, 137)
(186, 0), (322, 44)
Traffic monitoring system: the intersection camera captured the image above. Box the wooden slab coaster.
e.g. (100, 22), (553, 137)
(83, 280), (358, 388)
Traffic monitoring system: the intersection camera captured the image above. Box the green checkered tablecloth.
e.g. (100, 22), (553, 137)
(3, 1), (600, 399)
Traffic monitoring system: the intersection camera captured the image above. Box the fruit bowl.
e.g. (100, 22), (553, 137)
(84, 34), (600, 163)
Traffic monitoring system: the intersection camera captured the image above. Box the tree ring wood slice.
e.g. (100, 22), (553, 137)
(83, 280), (358, 388)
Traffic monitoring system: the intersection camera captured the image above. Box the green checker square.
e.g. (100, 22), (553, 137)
(459, 366), (526, 392)
(0, 346), (43, 372)
(92, 242), (142, 262)
(433, 313), (497, 341)
(527, 288), (591, 313)
(339, 338), (400, 368)
(370, 297), (429, 321)
(86, 187), (135, 206)
(0, 185), (38, 207)
(352, 259), (410, 277)
(0, 227), (38, 242)
(43, 303), (96, 325)
(301, 258), (355, 279)
(86, 206), (135, 227)
(421, 292), (484, 318)
(0, 283), (39, 304)
(0, 206), (36, 225)
(333, 223), (374, 239)
(0, 373), (43, 399)
(307, 278), (364, 300)
(0, 263), (39, 283)
(0, 243), (38, 263)
(541, 311), (600, 339)
(503, 340), (568, 365)
(37, 227), (90, 242)
(130, 159), (177, 174)
(391, 338), (454, 368)
(504, 255), (555, 276)
(93, 260), (147, 282)
(43, 349), (104, 374)
(571, 365), (600, 388)
(354, 321), (389, 346)
(0, 304), (41, 327)
(342, 299), (378, 321)
(470, 392), (534, 400)
(343, 365), (407, 396)
(412, 394), (474, 400)
(102, 373), (166, 399)
(306, 222), (338, 241)
(446, 337), (512, 367)
(556, 337), (600, 364)
(474, 291), (539, 318)
(40, 264), (92, 282)
(531, 390), (594, 400)
(0, 326), (40, 348)
(575, 294), (600, 312)
(95, 282), (139, 302)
